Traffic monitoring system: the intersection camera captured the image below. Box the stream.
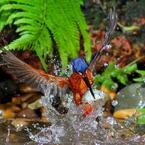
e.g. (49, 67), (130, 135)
(1, 90), (145, 145)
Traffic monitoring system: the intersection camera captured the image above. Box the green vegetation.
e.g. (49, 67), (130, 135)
(137, 108), (145, 125)
(94, 61), (145, 91)
(0, 0), (91, 70)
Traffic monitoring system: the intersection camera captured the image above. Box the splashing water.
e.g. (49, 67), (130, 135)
(0, 103), (145, 145)
(1, 74), (145, 145)
(25, 83), (145, 145)
(25, 100), (145, 145)
(25, 86), (107, 145)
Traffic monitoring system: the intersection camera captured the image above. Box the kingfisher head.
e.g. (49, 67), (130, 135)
(71, 57), (88, 74)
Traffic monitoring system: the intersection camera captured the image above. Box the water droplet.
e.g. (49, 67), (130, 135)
(104, 63), (108, 67)
(112, 100), (118, 106)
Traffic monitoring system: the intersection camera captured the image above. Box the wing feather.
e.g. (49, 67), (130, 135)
(89, 9), (117, 70)
(1, 52), (70, 98)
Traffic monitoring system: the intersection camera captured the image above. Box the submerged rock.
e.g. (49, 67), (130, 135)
(11, 118), (29, 131)
(0, 103), (21, 118)
(114, 109), (137, 119)
(114, 83), (145, 119)
(16, 108), (39, 119)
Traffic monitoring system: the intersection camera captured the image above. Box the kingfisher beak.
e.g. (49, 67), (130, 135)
(83, 73), (95, 99)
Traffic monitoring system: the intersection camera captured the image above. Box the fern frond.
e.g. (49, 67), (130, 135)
(7, 12), (38, 24)
(8, 34), (34, 50)
(0, 0), (91, 70)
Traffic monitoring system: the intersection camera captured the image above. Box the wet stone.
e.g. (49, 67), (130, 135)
(0, 103), (21, 118)
(0, 118), (51, 145)
(135, 124), (145, 135)
(16, 108), (39, 119)
(115, 83), (145, 110)
(12, 93), (41, 106)
(114, 109), (137, 119)
(11, 118), (29, 131)
(114, 83), (145, 119)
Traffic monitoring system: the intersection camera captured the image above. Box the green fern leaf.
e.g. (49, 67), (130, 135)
(0, 0), (91, 70)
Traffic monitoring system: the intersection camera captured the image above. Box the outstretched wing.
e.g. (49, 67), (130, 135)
(89, 9), (117, 70)
(1, 51), (70, 98)
(102, 9), (118, 47)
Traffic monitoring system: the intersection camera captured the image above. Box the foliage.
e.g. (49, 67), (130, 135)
(0, 0), (91, 70)
(94, 61), (145, 91)
(83, 1), (105, 29)
(137, 108), (145, 125)
(123, 0), (145, 22)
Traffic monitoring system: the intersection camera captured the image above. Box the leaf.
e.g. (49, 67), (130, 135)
(117, 74), (128, 85)
(0, 0), (91, 69)
(111, 68), (121, 77)
(123, 63), (137, 74)
(102, 78), (118, 91)
(136, 70), (145, 76)
(133, 77), (145, 82)
(94, 74), (102, 83)
(137, 108), (145, 125)
(104, 62), (116, 74)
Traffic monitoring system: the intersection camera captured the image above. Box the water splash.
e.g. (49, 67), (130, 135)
(0, 112), (145, 145)
(24, 83), (145, 145)
(26, 89), (106, 145)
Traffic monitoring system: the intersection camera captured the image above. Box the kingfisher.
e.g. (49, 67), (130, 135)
(0, 10), (117, 116)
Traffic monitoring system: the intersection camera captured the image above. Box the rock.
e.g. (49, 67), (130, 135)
(2, 109), (16, 118)
(28, 99), (42, 110)
(100, 85), (117, 100)
(0, 103), (20, 111)
(113, 83), (145, 119)
(0, 103), (21, 118)
(135, 124), (145, 135)
(12, 93), (41, 105)
(16, 108), (39, 119)
(40, 107), (51, 122)
(11, 118), (29, 131)
(113, 109), (138, 119)
(0, 118), (51, 145)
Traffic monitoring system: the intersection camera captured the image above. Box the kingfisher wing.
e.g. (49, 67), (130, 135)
(102, 9), (117, 47)
(89, 9), (117, 70)
(1, 51), (70, 97)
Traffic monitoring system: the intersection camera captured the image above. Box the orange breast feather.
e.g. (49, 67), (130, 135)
(69, 69), (93, 105)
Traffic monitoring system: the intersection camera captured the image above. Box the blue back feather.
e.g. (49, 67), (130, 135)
(71, 57), (88, 73)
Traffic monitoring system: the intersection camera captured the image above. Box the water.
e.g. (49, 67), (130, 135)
(24, 88), (144, 145)
(0, 113), (145, 145)
(1, 85), (145, 144)
(28, 93), (104, 145)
